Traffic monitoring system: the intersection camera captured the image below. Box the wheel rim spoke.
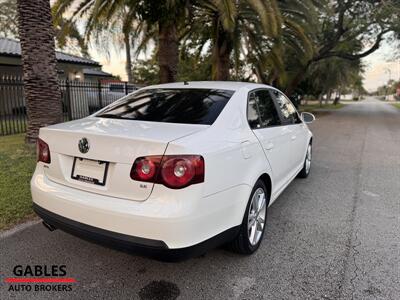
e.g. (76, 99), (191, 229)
(248, 213), (256, 227)
(257, 214), (264, 223)
(306, 145), (312, 173)
(247, 188), (267, 246)
(257, 193), (266, 212)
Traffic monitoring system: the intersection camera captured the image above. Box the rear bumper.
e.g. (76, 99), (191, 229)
(31, 166), (251, 251)
(33, 203), (239, 261)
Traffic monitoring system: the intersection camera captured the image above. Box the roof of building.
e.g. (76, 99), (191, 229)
(83, 68), (113, 77)
(0, 38), (99, 67)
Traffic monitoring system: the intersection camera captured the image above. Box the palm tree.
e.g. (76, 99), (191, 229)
(53, 17), (90, 57)
(1, 0), (89, 55)
(187, 0), (283, 81)
(53, 0), (137, 82)
(183, 0), (316, 84)
(53, 0), (188, 83)
(126, 0), (188, 83)
(261, 0), (316, 87)
(16, 0), (63, 143)
(158, 14), (179, 83)
(84, 7), (138, 83)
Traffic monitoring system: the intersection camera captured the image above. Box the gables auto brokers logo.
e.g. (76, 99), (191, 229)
(4, 265), (76, 292)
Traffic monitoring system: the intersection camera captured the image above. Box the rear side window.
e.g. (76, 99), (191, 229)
(96, 88), (234, 125)
(248, 93), (262, 129)
(247, 89), (281, 129)
(272, 90), (301, 124)
(254, 90), (281, 127)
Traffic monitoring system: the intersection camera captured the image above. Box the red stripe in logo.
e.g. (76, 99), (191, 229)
(5, 278), (76, 283)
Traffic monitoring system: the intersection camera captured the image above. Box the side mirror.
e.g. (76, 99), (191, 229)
(301, 112), (315, 124)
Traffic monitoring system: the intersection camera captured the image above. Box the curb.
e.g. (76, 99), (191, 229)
(0, 219), (41, 239)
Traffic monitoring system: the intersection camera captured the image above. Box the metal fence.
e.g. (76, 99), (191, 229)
(0, 76), (137, 136)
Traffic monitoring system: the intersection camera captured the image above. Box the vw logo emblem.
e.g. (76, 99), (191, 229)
(78, 138), (90, 154)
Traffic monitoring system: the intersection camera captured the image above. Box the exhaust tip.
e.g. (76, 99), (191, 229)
(42, 221), (56, 232)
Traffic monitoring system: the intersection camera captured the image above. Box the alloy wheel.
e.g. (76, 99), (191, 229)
(247, 188), (267, 246)
(305, 144), (312, 174)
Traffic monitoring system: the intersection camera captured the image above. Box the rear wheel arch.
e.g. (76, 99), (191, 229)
(257, 173), (272, 206)
(239, 173), (272, 223)
(228, 176), (271, 254)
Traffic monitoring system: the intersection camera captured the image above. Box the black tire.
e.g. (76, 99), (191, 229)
(228, 179), (268, 254)
(298, 142), (312, 178)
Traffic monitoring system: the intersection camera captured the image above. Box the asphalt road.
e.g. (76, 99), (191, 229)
(1, 97), (399, 300)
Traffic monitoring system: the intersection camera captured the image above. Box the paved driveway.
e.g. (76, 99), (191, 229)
(1, 97), (399, 300)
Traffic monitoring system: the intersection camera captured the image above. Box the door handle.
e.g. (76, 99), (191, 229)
(291, 135), (296, 141)
(265, 142), (274, 150)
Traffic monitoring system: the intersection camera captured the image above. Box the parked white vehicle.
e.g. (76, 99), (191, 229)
(31, 81), (314, 260)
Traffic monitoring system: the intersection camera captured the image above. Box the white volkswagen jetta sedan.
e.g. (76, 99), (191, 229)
(31, 81), (314, 260)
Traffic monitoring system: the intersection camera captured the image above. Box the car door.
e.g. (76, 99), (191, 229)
(271, 89), (307, 172)
(248, 89), (293, 194)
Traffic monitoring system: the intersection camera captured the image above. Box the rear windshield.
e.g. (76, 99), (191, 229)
(96, 88), (234, 125)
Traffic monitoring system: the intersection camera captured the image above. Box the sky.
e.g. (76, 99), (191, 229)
(92, 47), (129, 81)
(89, 38), (400, 93)
(362, 41), (400, 92)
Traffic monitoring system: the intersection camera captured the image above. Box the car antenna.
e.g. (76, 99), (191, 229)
(184, 81), (189, 85)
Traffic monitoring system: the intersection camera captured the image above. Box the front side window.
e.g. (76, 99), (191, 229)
(272, 90), (301, 124)
(96, 88), (234, 125)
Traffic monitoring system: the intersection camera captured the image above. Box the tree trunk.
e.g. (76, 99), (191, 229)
(318, 93), (323, 107)
(212, 17), (232, 81)
(158, 22), (178, 83)
(326, 89), (332, 105)
(124, 31), (133, 83)
(17, 0), (62, 143)
(334, 90), (341, 105)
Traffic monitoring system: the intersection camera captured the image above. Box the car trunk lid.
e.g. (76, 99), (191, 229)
(39, 117), (207, 201)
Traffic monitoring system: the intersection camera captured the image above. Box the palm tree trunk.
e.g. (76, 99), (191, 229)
(17, 0), (62, 143)
(212, 19), (232, 81)
(158, 22), (178, 83)
(124, 31), (133, 83)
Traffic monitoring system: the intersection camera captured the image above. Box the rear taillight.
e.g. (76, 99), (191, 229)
(131, 155), (204, 189)
(131, 156), (162, 182)
(160, 156), (204, 188)
(36, 138), (51, 163)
